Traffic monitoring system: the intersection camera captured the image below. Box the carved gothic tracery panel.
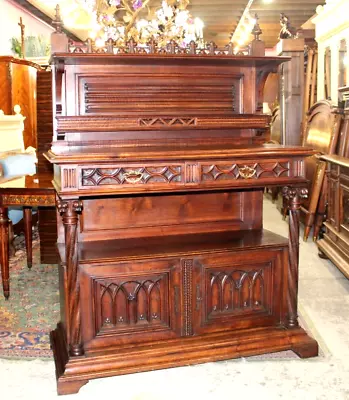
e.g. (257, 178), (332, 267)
(95, 274), (169, 334)
(201, 162), (290, 182)
(81, 166), (182, 186)
(208, 269), (266, 318)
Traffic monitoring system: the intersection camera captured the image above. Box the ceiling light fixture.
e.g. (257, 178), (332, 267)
(75, 0), (205, 48)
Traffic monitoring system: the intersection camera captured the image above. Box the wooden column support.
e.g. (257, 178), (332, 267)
(282, 186), (308, 328)
(57, 199), (83, 356)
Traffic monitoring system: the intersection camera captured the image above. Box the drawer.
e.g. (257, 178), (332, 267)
(199, 159), (302, 186)
(79, 163), (184, 189)
(57, 158), (304, 193)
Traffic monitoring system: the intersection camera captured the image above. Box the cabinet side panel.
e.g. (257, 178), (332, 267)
(0, 62), (11, 114)
(79, 190), (263, 241)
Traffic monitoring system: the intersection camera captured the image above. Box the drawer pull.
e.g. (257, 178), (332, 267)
(123, 170), (144, 184)
(239, 166), (256, 179)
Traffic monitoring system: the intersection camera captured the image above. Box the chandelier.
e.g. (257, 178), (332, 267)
(78, 0), (205, 48)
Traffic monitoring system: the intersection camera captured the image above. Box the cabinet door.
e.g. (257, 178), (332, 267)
(79, 259), (182, 351)
(192, 248), (287, 335)
(339, 167), (349, 235)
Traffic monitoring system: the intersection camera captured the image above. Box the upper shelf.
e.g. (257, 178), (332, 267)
(52, 53), (290, 68)
(46, 143), (316, 163)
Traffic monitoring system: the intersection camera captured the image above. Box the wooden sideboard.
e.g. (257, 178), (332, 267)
(318, 86), (349, 277)
(46, 48), (318, 395)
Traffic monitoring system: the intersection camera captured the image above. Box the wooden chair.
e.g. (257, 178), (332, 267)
(287, 100), (342, 241)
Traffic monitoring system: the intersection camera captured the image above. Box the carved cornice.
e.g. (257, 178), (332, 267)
(68, 39), (238, 56)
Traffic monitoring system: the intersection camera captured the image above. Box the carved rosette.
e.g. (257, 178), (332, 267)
(57, 199), (83, 356)
(282, 187), (308, 328)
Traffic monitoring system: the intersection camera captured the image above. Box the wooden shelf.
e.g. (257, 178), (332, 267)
(58, 229), (288, 264)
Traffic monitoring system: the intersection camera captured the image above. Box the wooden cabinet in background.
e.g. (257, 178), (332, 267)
(0, 57), (41, 150)
(318, 86), (349, 277)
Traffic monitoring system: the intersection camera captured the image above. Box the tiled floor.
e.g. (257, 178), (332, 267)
(1, 199), (349, 399)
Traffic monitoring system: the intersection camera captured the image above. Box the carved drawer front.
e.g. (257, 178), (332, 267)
(79, 259), (182, 351)
(79, 164), (183, 190)
(199, 160), (298, 186)
(192, 248), (287, 335)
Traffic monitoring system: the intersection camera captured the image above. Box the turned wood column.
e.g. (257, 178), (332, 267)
(57, 199), (83, 356)
(23, 207), (33, 269)
(282, 186), (308, 328)
(0, 206), (10, 299)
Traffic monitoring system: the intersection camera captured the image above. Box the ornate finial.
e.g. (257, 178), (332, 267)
(279, 13), (296, 40)
(207, 41), (217, 55)
(189, 40), (197, 55)
(251, 14), (262, 41)
(126, 38), (137, 53)
(106, 38), (114, 54)
(14, 105), (21, 115)
(52, 4), (63, 33)
(167, 40), (178, 54)
(147, 38), (157, 53)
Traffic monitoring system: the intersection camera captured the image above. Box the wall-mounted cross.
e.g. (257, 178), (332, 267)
(18, 17), (26, 59)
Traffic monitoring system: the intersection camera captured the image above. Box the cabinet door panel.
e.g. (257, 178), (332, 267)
(340, 168), (349, 235)
(192, 249), (287, 335)
(79, 259), (181, 351)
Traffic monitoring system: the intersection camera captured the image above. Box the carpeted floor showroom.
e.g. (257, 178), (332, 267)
(1, 198), (349, 400)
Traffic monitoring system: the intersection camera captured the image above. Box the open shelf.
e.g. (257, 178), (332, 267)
(58, 229), (288, 264)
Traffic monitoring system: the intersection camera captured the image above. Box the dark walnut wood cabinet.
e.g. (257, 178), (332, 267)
(46, 48), (318, 395)
(318, 86), (349, 277)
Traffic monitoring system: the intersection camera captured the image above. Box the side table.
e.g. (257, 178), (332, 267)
(0, 173), (55, 299)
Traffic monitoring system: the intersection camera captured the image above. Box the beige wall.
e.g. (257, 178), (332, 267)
(0, 0), (53, 56)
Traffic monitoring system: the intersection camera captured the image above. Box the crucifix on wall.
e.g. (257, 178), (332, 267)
(18, 17), (26, 59)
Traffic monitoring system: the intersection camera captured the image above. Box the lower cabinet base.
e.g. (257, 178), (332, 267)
(51, 322), (318, 395)
(317, 237), (349, 279)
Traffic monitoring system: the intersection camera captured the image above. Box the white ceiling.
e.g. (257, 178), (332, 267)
(28, 0), (324, 47)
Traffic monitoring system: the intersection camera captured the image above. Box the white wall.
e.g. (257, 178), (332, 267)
(0, 0), (53, 56)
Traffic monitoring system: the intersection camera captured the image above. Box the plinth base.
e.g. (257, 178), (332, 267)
(51, 322), (318, 395)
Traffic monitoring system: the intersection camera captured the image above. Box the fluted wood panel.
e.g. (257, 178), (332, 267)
(36, 69), (58, 264)
(37, 69), (53, 174)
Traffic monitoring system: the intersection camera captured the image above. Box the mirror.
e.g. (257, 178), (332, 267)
(325, 47), (331, 99)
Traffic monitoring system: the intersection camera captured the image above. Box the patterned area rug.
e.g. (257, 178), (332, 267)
(0, 231), (60, 359)
(0, 229), (322, 361)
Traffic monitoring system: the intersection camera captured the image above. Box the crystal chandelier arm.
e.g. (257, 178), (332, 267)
(121, 0), (134, 15)
(125, 0), (153, 34)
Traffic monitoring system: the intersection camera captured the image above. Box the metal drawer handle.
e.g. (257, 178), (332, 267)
(239, 166), (256, 179)
(123, 170), (144, 184)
